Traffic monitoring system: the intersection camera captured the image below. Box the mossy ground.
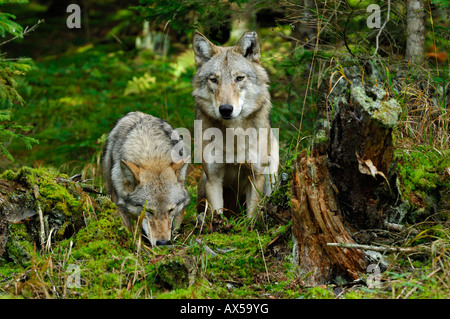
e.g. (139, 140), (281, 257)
(0, 166), (298, 299)
(1, 165), (448, 299)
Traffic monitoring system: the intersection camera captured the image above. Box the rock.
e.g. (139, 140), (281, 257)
(156, 255), (196, 289)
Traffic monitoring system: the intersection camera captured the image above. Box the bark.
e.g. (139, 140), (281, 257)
(291, 154), (368, 285)
(405, 0), (425, 63)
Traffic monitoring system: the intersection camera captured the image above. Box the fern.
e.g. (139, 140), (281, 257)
(124, 72), (156, 96)
(169, 50), (195, 79)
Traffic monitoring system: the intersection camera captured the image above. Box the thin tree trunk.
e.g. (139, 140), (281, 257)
(291, 0), (315, 45)
(405, 0), (425, 63)
(229, 1), (257, 44)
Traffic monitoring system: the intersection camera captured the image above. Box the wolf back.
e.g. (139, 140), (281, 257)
(102, 111), (190, 246)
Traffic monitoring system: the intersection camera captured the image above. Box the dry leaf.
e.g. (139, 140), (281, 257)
(356, 152), (390, 187)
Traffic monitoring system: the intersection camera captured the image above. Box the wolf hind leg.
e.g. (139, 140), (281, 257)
(196, 172), (208, 214)
(245, 173), (265, 218)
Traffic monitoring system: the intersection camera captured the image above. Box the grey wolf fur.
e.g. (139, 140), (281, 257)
(192, 31), (279, 218)
(102, 111), (190, 246)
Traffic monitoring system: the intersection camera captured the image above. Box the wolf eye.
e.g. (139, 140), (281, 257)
(236, 76), (245, 82)
(209, 78), (218, 84)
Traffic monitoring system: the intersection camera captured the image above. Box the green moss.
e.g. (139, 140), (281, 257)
(156, 256), (194, 289)
(5, 223), (34, 267)
(74, 202), (131, 247)
(303, 286), (334, 299)
(394, 146), (450, 222)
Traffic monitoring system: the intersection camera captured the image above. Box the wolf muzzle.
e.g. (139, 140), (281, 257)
(219, 104), (234, 119)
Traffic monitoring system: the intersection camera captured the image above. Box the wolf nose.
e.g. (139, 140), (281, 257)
(219, 104), (234, 118)
(156, 239), (171, 246)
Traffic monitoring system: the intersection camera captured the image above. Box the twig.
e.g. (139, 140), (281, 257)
(327, 242), (431, 253)
(32, 184), (46, 251)
(195, 239), (217, 258)
(257, 230), (270, 284)
(45, 227), (57, 253)
(0, 19), (44, 47)
(384, 222), (404, 232)
(37, 204), (46, 251)
(198, 198), (209, 236)
(343, 0), (362, 58)
(373, 0), (391, 57)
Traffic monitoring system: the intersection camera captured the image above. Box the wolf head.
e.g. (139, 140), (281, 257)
(117, 158), (190, 246)
(192, 31), (270, 122)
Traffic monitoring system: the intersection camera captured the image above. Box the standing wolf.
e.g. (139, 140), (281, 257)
(193, 31), (279, 218)
(102, 111), (190, 246)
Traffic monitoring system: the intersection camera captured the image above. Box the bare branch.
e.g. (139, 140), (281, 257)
(373, 0), (390, 57)
(0, 19), (44, 47)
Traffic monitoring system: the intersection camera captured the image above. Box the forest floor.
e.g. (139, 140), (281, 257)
(0, 25), (449, 299)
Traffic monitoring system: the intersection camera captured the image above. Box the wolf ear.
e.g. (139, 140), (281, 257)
(121, 160), (140, 188)
(193, 32), (217, 67)
(234, 31), (261, 63)
(171, 156), (190, 183)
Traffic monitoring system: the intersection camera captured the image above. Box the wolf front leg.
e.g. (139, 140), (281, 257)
(205, 180), (224, 214)
(245, 173), (266, 218)
(204, 167), (225, 214)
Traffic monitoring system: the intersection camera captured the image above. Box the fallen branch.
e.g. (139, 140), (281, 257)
(327, 242), (431, 253)
(55, 176), (104, 195)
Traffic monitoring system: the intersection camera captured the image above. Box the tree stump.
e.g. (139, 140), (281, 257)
(290, 83), (402, 285)
(291, 154), (368, 286)
(327, 84), (402, 230)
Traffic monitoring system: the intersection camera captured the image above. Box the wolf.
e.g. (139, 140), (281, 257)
(102, 111), (190, 246)
(192, 31), (279, 218)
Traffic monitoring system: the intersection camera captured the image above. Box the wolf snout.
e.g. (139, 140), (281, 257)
(156, 239), (171, 246)
(219, 104), (234, 119)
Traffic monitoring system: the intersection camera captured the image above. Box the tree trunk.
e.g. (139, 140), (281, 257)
(228, 1), (257, 44)
(405, 0), (425, 63)
(291, 154), (368, 286)
(290, 0), (315, 46)
(135, 21), (170, 56)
